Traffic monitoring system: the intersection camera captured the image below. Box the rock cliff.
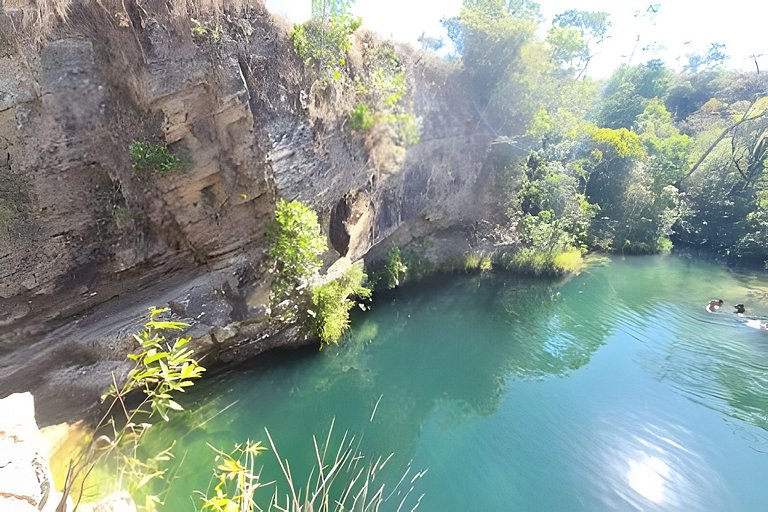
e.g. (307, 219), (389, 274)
(0, 0), (494, 423)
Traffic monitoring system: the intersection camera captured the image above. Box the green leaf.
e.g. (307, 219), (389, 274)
(144, 351), (169, 364)
(167, 399), (184, 412)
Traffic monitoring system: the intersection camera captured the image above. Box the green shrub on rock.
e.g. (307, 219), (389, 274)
(309, 265), (371, 345)
(290, 4), (361, 81)
(129, 141), (184, 174)
(383, 246), (408, 289)
(349, 103), (376, 131)
(268, 199), (328, 303)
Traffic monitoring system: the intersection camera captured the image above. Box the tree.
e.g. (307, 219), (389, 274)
(291, 0), (361, 81)
(418, 32), (444, 52)
(312, 0), (354, 18)
(597, 59), (671, 129)
(548, 9), (609, 77)
(635, 98), (692, 188)
(678, 95), (768, 185)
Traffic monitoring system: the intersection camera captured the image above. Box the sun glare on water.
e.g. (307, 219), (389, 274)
(626, 455), (671, 504)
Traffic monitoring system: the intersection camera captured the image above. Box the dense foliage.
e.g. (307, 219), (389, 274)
(290, 0), (361, 81)
(267, 199), (328, 303)
(349, 44), (421, 147)
(309, 265), (371, 345)
(448, 0), (768, 266)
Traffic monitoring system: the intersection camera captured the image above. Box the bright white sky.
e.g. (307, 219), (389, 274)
(264, 0), (768, 78)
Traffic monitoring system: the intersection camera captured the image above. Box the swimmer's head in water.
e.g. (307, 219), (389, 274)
(735, 303), (745, 313)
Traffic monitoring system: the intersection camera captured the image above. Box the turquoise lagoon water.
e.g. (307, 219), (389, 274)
(145, 256), (768, 511)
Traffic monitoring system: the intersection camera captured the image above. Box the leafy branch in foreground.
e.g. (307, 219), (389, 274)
(56, 307), (205, 512)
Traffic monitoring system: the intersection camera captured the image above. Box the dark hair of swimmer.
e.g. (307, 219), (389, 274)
(734, 304), (745, 314)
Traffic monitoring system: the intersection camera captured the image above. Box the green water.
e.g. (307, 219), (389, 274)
(146, 256), (768, 511)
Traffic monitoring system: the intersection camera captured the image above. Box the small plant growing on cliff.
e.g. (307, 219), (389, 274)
(129, 141), (184, 174)
(290, 0), (361, 81)
(57, 308), (205, 511)
(190, 18), (220, 43)
(352, 45), (421, 147)
(268, 199), (328, 304)
(0, 204), (15, 230)
(349, 103), (376, 131)
(384, 246), (407, 289)
(393, 113), (421, 147)
(309, 265), (371, 345)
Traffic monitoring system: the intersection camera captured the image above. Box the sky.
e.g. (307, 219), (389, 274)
(264, 0), (768, 78)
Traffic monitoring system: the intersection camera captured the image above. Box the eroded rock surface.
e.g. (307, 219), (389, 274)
(0, 0), (493, 423)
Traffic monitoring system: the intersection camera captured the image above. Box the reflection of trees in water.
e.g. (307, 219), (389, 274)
(146, 270), (623, 506)
(660, 330), (768, 443)
(714, 360), (768, 434)
(497, 275), (614, 378)
(310, 272), (619, 463)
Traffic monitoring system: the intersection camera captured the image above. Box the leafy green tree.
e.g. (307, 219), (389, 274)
(509, 153), (598, 258)
(597, 59), (671, 129)
(291, 0), (361, 81)
(675, 95), (768, 262)
(635, 98), (692, 188)
(684, 42), (728, 74)
(443, 0), (544, 128)
(548, 9), (609, 77)
(312, 0), (353, 18)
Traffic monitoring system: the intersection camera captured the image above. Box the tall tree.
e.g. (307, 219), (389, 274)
(546, 9), (609, 78)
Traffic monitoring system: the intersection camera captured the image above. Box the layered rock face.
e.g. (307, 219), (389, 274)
(0, 0), (492, 423)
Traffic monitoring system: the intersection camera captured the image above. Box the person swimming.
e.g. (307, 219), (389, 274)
(706, 299), (724, 312)
(734, 304), (746, 315)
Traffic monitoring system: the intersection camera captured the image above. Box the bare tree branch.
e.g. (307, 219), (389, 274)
(677, 96), (768, 187)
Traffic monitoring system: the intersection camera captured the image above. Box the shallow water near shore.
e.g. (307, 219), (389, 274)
(143, 255), (768, 511)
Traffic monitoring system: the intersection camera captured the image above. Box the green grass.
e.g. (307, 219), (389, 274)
(129, 141), (184, 174)
(502, 246), (584, 277)
(463, 252), (493, 273)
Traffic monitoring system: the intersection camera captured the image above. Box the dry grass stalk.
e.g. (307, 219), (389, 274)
(263, 418), (425, 512)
